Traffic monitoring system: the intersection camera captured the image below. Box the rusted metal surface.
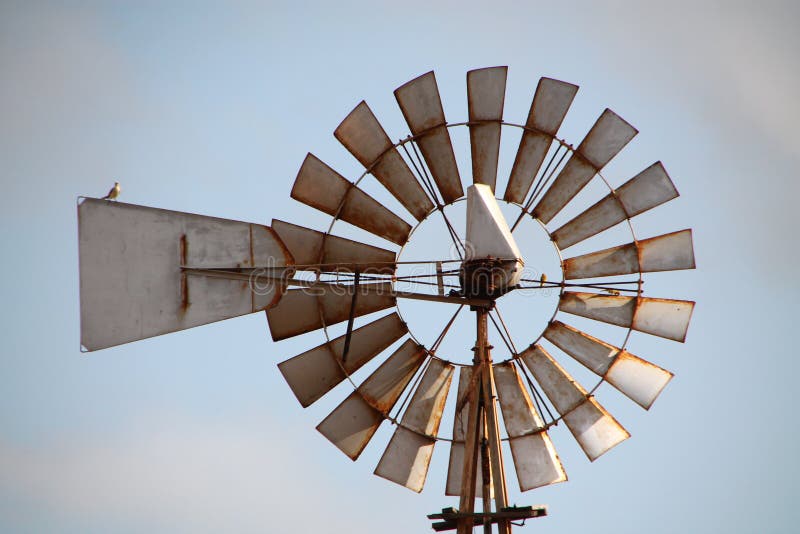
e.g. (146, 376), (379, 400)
(633, 297), (695, 342)
(266, 283), (395, 341)
(291, 153), (411, 245)
(277, 313), (407, 407)
(334, 101), (434, 221)
(605, 351), (673, 410)
(559, 292), (695, 342)
(544, 320), (619, 375)
(520, 345), (630, 461)
(638, 229), (695, 272)
(552, 162), (679, 249)
(374, 358), (454, 492)
(493, 363), (567, 491)
(394, 71), (463, 203)
(446, 367), (489, 497)
(533, 109), (638, 224)
(78, 198), (293, 351)
(504, 78), (578, 204)
(316, 339), (426, 460)
(559, 291), (636, 327)
(271, 219), (396, 274)
(563, 229), (695, 279)
(467, 66), (507, 190)
(545, 321), (673, 409)
(475, 310), (509, 533)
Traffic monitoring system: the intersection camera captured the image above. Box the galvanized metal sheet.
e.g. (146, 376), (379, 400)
(266, 283), (395, 341)
(633, 297), (695, 342)
(466, 184), (523, 260)
(446, 367), (479, 496)
(494, 363), (567, 491)
(505, 78), (579, 204)
(552, 162), (679, 249)
(394, 71), (463, 204)
(316, 339), (426, 460)
(559, 291), (636, 328)
(277, 313), (407, 407)
(616, 162), (678, 216)
(334, 101), (433, 221)
(605, 351), (673, 409)
(271, 219), (396, 274)
(563, 242), (638, 279)
(78, 198), (293, 351)
(638, 229), (695, 272)
(374, 359), (454, 492)
(544, 321), (673, 408)
(544, 320), (618, 375)
(317, 392), (382, 461)
(563, 229), (695, 279)
(445, 367), (491, 497)
(533, 109), (638, 224)
(552, 196), (626, 250)
(468, 66), (507, 190)
(560, 292), (695, 342)
(520, 345), (629, 461)
(291, 153), (411, 245)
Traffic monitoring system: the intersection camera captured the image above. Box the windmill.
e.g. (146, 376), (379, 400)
(78, 66), (695, 533)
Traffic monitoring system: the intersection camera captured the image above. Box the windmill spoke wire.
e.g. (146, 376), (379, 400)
(430, 304), (465, 353)
(516, 280), (640, 294)
(400, 139), (466, 259)
(488, 312), (516, 357)
(517, 358), (557, 425)
(510, 142), (568, 233)
(390, 354), (432, 421)
(492, 306), (518, 355)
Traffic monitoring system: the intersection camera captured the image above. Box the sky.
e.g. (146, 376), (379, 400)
(1, 1), (799, 533)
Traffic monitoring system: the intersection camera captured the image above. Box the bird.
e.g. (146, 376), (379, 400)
(539, 273), (547, 287)
(604, 288), (621, 296)
(102, 181), (120, 201)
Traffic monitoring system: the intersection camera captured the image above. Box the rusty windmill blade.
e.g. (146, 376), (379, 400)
(394, 71), (464, 204)
(551, 162), (680, 250)
(291, 153), (412, 246)
(544, 321), (673, 409)
(493, 362), (567, 491)
(520, 344), (630, 462)
(317, 339), (427, 460)
(562, 229), (695, 279)
(335, 101), (435, 221)
(374, 358), (455, 492)
(271, 219), (397, 275)
(504, 77), (578, 204)
(559, 292), (695, 342)
(533, 109), (638, 224)
(266, 282), (396, 341)
(277, 312), (407, 408)
(468, 66), (508, 190)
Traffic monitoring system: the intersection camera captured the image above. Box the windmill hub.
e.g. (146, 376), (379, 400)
(459, 184), (524, 300)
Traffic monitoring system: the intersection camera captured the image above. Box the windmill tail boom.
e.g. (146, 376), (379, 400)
(78, 198), (294, 351)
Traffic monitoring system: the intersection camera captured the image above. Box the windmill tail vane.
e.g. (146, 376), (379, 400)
(78, 66), (695, 533)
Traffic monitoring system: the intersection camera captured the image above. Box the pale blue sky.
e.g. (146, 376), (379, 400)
(1, 1), (798, 533)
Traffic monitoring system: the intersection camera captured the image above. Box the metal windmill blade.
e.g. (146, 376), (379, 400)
(77, 66), (697, 533)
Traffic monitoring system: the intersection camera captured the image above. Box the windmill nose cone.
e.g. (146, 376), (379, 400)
(460, 184), (524, 298)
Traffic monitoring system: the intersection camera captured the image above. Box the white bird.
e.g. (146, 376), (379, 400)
(102, 181), (120, 201)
